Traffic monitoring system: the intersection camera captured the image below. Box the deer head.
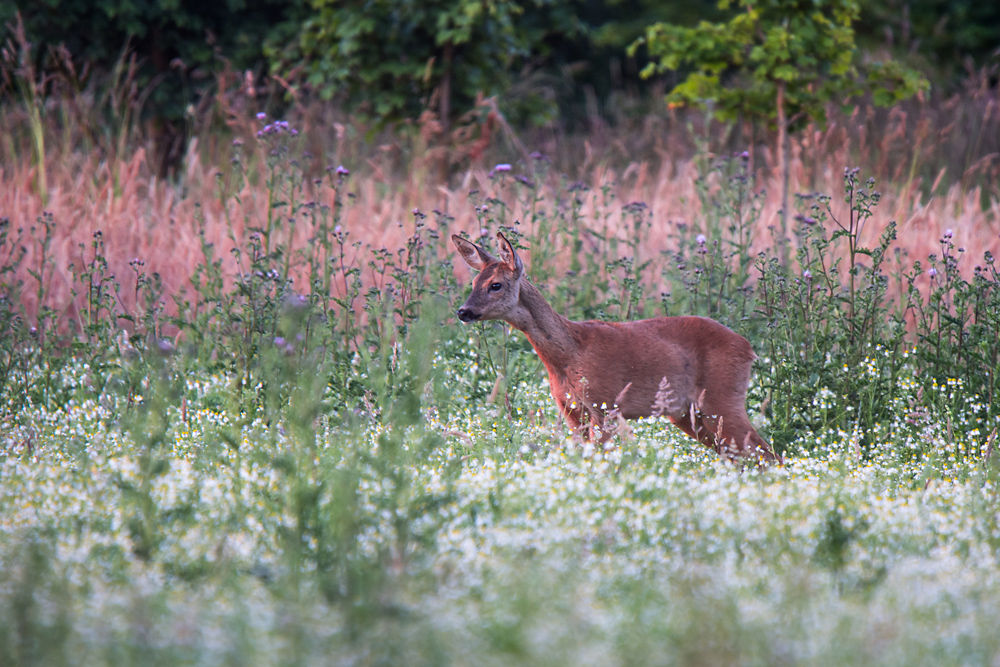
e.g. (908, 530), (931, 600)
(452, 232), (524, 322)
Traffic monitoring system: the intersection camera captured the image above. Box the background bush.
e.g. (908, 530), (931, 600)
(4, 0), (999, 170)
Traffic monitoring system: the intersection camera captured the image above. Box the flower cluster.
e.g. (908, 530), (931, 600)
(256, 118), (297, 138)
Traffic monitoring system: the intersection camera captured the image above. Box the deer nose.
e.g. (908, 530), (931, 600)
(457, 307), (479, 322)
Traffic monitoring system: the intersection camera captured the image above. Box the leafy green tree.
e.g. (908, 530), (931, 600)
(268, 0), (584, 129)
(629, 0), (927, 238)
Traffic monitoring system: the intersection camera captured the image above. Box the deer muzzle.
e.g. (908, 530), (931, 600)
(457, 307), (480, 322)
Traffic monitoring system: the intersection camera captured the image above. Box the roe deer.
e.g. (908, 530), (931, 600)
(453, 231), (778, 465)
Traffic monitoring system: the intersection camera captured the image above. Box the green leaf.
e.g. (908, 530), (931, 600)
(773, 64), (799, 82)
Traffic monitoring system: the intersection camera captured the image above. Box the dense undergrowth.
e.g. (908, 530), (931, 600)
(2, 114), (1000, 664)
(2, 117), (997, 450)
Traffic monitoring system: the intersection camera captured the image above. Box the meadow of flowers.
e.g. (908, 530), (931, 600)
(2, 353), (999, 665)
(2, 107), (1000, 664)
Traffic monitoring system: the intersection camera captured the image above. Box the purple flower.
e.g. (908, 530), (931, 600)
(928, 267), (938, 278)
(336, 165), (349, 176)
(696, 234), (707, 245)
(494, 163), (511, 172)
(256, 112), (267, 120)
(803, 269), (812, 281)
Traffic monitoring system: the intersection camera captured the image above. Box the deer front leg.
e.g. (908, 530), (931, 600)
(553, 391), (583, 433)
(553, 390), (608, 442)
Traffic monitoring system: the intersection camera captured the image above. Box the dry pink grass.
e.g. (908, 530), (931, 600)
(2, 115), (998, 326)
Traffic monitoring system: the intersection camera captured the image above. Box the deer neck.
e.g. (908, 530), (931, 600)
(504, 279), (579, 367)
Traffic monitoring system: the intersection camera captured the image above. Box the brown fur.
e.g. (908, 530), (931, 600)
(453, 232), (778, 465)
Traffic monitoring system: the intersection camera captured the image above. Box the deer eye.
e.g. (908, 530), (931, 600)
(489, 282), (503, 292)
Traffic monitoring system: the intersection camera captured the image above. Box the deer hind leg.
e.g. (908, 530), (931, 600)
(667, 408), (737, 462)
(669, 404), (776, 464)
(673, 380), (779, 463)
(697, 399), (778, 464)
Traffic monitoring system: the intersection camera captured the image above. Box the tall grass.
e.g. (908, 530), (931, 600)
(0, 98), (997, 447)
(0, 59), (998, 325)
(1, 69), (1000, 665)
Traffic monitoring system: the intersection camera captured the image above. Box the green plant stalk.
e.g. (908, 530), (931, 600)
(15, 71), (48, 207)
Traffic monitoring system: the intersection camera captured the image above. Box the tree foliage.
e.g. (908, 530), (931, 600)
(6, 0), (995, 139)
(630, 0), (928, 130)
(266, 0), (585, 127)
(629, 0), (929, 237)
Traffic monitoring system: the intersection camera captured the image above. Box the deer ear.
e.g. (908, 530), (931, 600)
(452, 234), (495, 271)
(496, 232), (523, 277)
